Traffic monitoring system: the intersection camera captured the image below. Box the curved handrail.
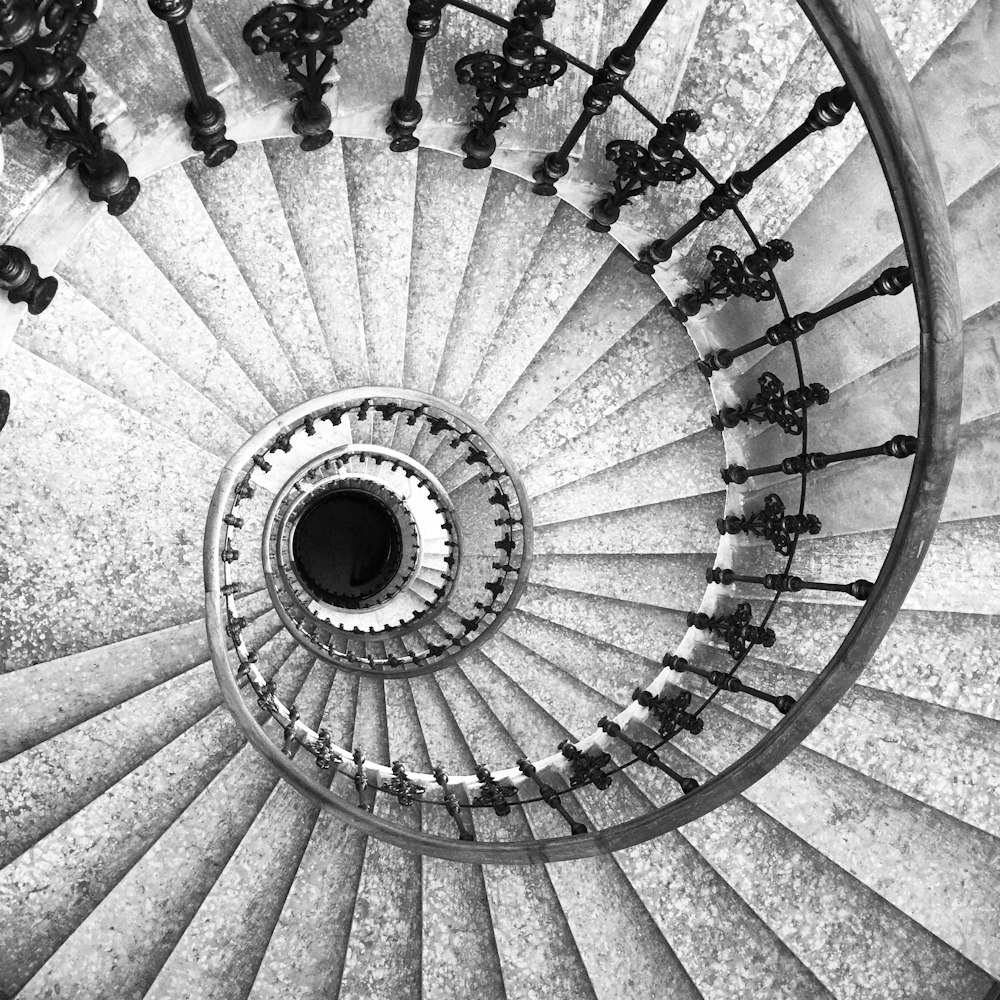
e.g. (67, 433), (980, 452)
(203, 0), (960, 861)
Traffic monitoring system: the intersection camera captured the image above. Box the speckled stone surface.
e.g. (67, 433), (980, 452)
(0, 347), (220, 669)
(458, 201), (614, 427)
(342, 137), (418, 393)
(143, 657), (332, 1000)
(430, 168), (557, 410)
(1, 613), (281, 867)
(529, 426), (724, 524)
(0, 595), (271, 757)
(519, 360), (711, 497)
(58, 213), (275, 432)
(0, 633), (300, 994)
(15, 640), (310, 1000)
(246, 670), (364, 1000)
(183, 142), (340, 400)
(86, 0), (234, 136)
(263, 137), (371, 389)
(533, 490), (725, 555)
(708, 0), (998, 352)
(15, 280), (245, 459)
(116, 162), (305, 411)
(193, 0), (295, 110)
(511, 302), (698, 471)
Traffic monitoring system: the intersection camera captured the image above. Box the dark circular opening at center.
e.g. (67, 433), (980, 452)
(292, 490), (402, 605)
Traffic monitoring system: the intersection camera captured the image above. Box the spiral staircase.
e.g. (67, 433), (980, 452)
(2, 0), (999, 996)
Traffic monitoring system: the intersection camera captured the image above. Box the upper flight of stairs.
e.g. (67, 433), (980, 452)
(2, 0), (1000, 997)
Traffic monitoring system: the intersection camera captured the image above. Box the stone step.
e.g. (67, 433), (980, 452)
(400, 674), (507, 1000)
(0, 638), (309, 996)
(246, 670), (365, 1000)
(508, 301), (699, 472)
(15, 280), (246, 460)
(425, 168), (558, 422)
(58, 213), (275, 432)
(141, 656), (334, 1000)
(342, 136), (418, 398)
(0, 347), (226, 670)
(392, 148), (491, 455)
(116, 161), (305, 411)
(183, 142), (339, 400)
(497, 631), (994, 999)
(338, 675), (423, 1000)
(707, 0), (999, 355)
(456, 200), (616, 426)
(532, 491), (726, 556)
(684, 0), (980, 281)
(518, 360), (711, 498)
(0, 617), (287, 868)
(263, 137), (371, 389)
(0, 593), (271, 759)
(529, 426), (722, 524)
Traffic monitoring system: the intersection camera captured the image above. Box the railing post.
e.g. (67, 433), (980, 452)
(148, 0), (238, 167)
(386, 0), (444, 152)
(0, 244), (58, 314)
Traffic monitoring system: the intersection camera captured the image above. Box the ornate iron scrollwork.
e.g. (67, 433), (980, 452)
(243, 0), (374, 152)
(687, 601), (776, 659)
(0, 0), (140, 214)
(716, 493), (821, 556)
(712, 370), (829, 435)
(455, 0), (566, 169)
(588, 109), (700, 231)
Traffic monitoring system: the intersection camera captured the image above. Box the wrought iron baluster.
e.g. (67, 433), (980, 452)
(716, 493), (821, 556)
(0, 389), (9, 435)
(0, 243), (58, 313)
(712, 371), (829, 434)
(636, 86), (853, 272)
(147, 0), (237, 166)
(587, 109), (700, 231)
(434, 766), (475, 840)
(698, 265), (911, 376)
(244, 0), (374, 151)
(687, 601), (775, 658)
(532, 0), (670, 194)
(454, 0), (566, 169)
(660, 656), (795, 714)
(721, 433), (918, 485)
(473, 763), (518, 814)
(558, 740), (614, 789)
(708, 566), (874, 601)
(597, 716), (699, 793)
(0, 0), (140, 214)
(386, 0), (444, 152)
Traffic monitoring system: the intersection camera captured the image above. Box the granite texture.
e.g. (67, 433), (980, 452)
(529, 426), (724, 524)
(263, 136), (371, 389)
(183, 142), (340, 400)
(116, 162), (305, 411)
(342, 137), (418, 392)
(143, 656), (332, 1000)
(58, 213), (275, 432)
(16, 279), (245, 459)
(0, 347), (218, 669)
(0, 595), (271, 757)
(0, 614), (282, 867)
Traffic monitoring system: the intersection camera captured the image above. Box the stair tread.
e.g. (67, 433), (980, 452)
(0, 346), (223, 670)
(183, 142), (340, 400)
(58, 213), (275, 431)
(116, 162), (305, 411)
